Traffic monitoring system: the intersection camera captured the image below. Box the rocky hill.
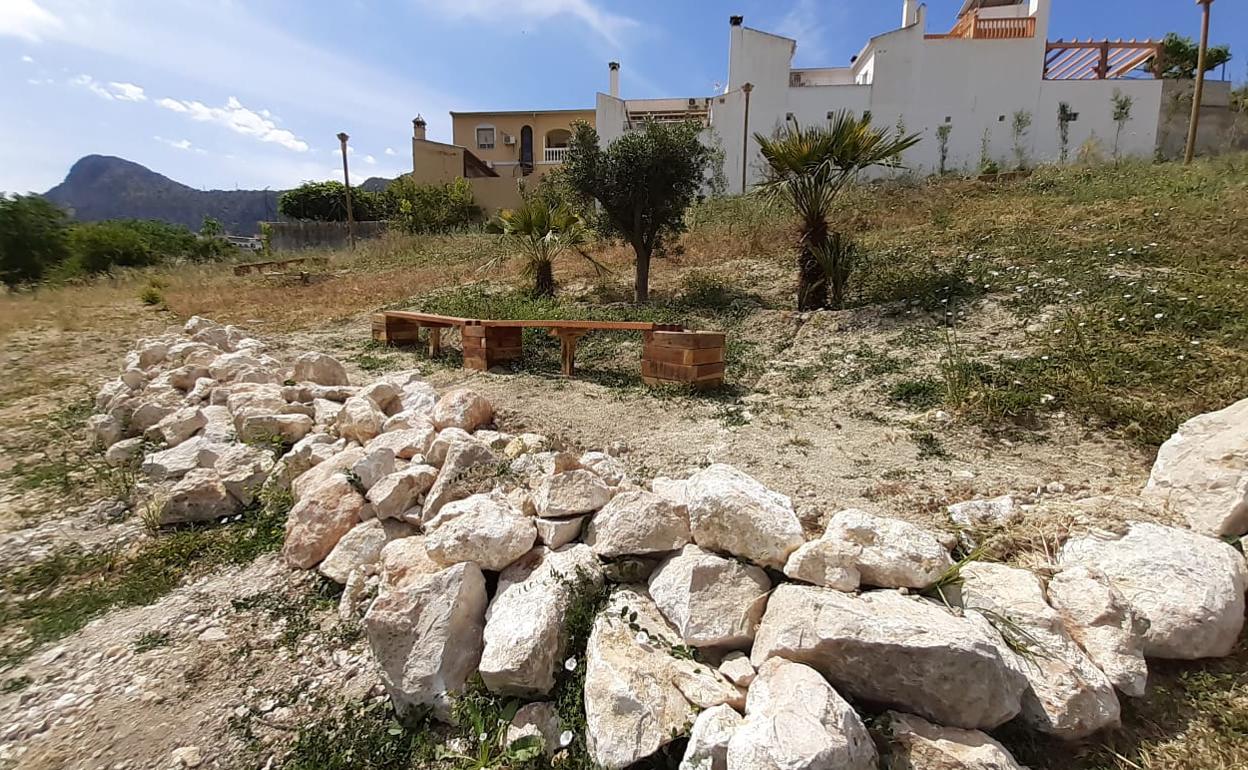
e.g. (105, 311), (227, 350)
(42, 155), (280, 236)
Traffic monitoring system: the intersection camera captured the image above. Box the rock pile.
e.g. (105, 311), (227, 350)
(89, 322), (1248, 769)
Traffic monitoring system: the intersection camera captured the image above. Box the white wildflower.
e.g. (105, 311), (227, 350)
(560, 730), (574, 747)
(564, 657), (577, 672)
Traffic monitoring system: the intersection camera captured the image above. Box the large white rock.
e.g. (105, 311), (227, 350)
(104, 436), (144, 466)
(366, 465), (438, 519)
(584, 587), (744, 770)
(823, 509), (953, 589)
(424, 491), (514, 531)
(292, 352), (350, 387)
(426, 427), (474, 467)
(480, 545), (603, 696)
(586, 488), (690, 558)
(360, 380), (403, 415)
(424, 500), (536, 571)
(1143, 397), (1248, 536)
(959, 562), (1121, 739)
(152, 407), (206, 447)
(161, 469), (238, 524)
(751, 585), (1026, 730)
(648, 545), (770, 649)
(782, 538), (862, 591)
(237, 413), (314, 445)
(351, 447), (396, 492)
(534, 516), (584, 548)
(319, 519), (390, 584)
(421, 440), (499, 521)
(680, 704), (742, 770)
(579, 451), (629, 486)
(684, 464), (804, 569)
(283, 475), (366, 569)
(534, 470), (613, 518)
(365, 562), (487, 720)
(366, 426), (436, 460)
(947, 495), (1022, 529)
(727, 657), (877, 770)
(378, 536), (442, 594)
(883, 711), (1026, 770)
(336, 394), (388, 444)
(87, 413), (124, 449)
(142, 436), (225, 482)
(430, 387), (493, 432)
(1047, 566), (1149, 698)
(1059, 522), (1247, 659)
(291, 446), (366, 502)
(212, 443), (275, 506)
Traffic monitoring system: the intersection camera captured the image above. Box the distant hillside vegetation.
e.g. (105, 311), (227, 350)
(42, 155), (280, 236)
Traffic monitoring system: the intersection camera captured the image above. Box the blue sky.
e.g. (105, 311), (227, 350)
(2, 0), (1244, 194)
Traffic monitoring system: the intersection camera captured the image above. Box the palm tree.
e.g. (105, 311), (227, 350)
(755, 112), (920, 311)
(490, 200), (591, 297)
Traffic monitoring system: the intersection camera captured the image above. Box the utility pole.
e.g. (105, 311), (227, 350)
(741, 82), (753, 194)
(1184, 0), (1214, 165)
(337, 132), (356, 248)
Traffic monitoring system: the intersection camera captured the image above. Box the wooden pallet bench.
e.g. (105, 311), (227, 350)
(371, 310), (725, 388)
(232, 256), (323, 276)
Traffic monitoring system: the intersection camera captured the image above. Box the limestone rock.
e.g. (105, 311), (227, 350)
(727, 657), (876, 770)
(751, 585), (1026, 730)
(782, 538), (862, 591)
(336, 394), (388, 444)
(947, 495), (1021, 529)
(142, 437), (224, 482)
(823, 509), (953, 589)
(360, 380), (403, 415)
(718, 652), (756, 688)
(534, 516), (585, 549)
(426, 427), (474, 467)
(507, 702), (565, 758)
(651, 476), (689, 509)
(504, 432), (550, 459)
(292, 352), (350, 386)
(378, 536), (442, 594)
(283, 476), (366, 569)
(584, 587), (744, 769)
(431, 387), (493, 432)
(480, 545), (603, 696)
(320, 520), (389, 583)
(161, 469), (238, 524)
(579, 451), (629, 486)
(424, 492), (514, 531)
(168, 364), (210, 392)
(680, 704), (742, 770)
(648, 545), (770, 649)
(685, 464), (803, 569)
(291, 446), (365, 502)
(586, 488), (690, 558)
(382, 408), (434, 433)
(1143, 397), (1248, 536)
(424, 500), (536, 571)
(959, 562), (1121, 739)
(883, 711), (1025, 770)
(104, 436), (144, 466)
(213, 443), (275, 506)
(422, 440), (499, 520)
(351, 448), (396, 492)
(1059, 522), (1247, 660)
(534, 470), (612, 518)
(398, 379), (438, 415)
(87, 413), (123, 448)
(365, 562), (487, 720)
(237, 413), (313, 445)
(1047, 566), (1149, 698)
(367, 465), (438, 519)
(225, 384), (286, 427)
(367, 426), (435, 460)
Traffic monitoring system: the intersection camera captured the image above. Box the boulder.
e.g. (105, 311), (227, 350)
(161, 469), (238, 524)
(382, 409), (434, 434)
(584, 587), (744, 769)
(727, 657), (876, 770)
(365, 562), (487, 720)
(421, 440), (499, 520)
(320, 520), (390, 583)
(424, 500), (536, 571)
(480, 545), (603, 696)
(475, 430), (514, 451)
(651, 476), (689, 509)
(823, 509), (953, 589)
(782, 538), (862, 591)
(283, 476), (366, 569)
(87, 413), (123, 448)
(367, 465), (438, 519)
(648, 545), (771, 649)
(430, 387), (493, 432)
(680, 704), (742, 770)
(397, 379), (438, 415)
(1142, 397), (1248, 536)
(367, 426), (435, 460)
(718, 652), (755, 688)
(213, 443), (275, 506)
(882, 711), (1025, 770)
(534, 516), (585, 549)
(183, 315), (219, 336)
(424, 492), (514, 531)
(200, 405), (235, 442)
(167, 364), (211, 392)
(360, 380), (403, 415)
(426, 427), (474, 467)
(225, 385), (287, 426)
(1047, 566), (1149, 698)
(507, 702), (565, 759)
(1059, 522), (1247, 659)
(336, 394), (388, 444)
(751, 585), (1026, 730)
(312, 398), (344, 427)
(534, 470), (613, 518)
(959, 562), (1121, 739)
(292, 352), (350, 387)
(130, 401), (176, 434)
(684, 464), (803, 569)
(586, 488), (690, 558)
(104, 436), (144, 466)
(947, 495), (1022, 529)
(237, 413), (313, 445)
(142, 436), (224, 482)
(378, 536), (442, 594)
(579, 451), (629, 486)
(351, 448), (396, 492)
(291, 446), (366, 502)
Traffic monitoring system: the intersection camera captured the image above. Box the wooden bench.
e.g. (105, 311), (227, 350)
(371, 310), (726, 388)
(232, 256), (324, 276)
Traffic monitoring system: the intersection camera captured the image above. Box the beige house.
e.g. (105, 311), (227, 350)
(410, 107), (595, 215)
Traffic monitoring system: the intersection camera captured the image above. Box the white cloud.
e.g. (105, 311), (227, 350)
(384, 147), (397, 156)
(364, 155), (376, 165)
(157, 95), (309, 152)
(69, 74), (146, 101)
(0, 0), (62, 42)
(109, 81), (146, 101)
(414, 0), (638, 47)
(154, 135), (193, 151)
(21, 55), (35, 63)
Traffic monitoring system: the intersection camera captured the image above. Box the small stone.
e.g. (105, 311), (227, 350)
(947, 495), (1021, 528)
(883, 711), (1025, 770)
(170, 746), (203, 768)
(718, 652), (756, 688)
(534, 516), (585, 549)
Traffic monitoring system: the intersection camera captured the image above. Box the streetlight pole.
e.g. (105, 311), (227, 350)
(337, 132), (356, 248)
(1184, 0), (1214, 165)
(741, 82), (753, 194)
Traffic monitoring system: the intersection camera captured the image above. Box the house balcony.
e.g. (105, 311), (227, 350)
(926, 11), (1036, 40)
(543, 146), (570, 164)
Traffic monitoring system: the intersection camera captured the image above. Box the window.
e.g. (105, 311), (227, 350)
(476, 126), (495, 149)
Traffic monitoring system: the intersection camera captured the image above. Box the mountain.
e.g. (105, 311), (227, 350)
(42, 155), (280, 236)
(358, 176), (395, 193)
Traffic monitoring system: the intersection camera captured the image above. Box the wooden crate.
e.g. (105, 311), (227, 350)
(641, 330), (726, 388)
(462, 325), (523, 371)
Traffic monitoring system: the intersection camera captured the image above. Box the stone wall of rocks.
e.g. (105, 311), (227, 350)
(89, 318), (1248, 769)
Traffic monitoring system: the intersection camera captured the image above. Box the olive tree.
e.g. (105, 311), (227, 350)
(0, 194), (71, 287)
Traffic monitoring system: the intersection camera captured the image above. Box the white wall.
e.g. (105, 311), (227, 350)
(595, 92), (627, 148)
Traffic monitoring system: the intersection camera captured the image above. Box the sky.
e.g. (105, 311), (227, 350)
(2, 0), (1244, 195)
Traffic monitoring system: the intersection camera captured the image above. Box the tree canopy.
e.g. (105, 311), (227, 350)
(1150, 32), (1232, 79)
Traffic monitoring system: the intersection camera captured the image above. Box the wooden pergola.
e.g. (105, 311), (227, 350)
(1044, 39), (1164, 80)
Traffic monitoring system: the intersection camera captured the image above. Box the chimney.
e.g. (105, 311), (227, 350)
(412, 115), (427, 141)
(901, 0), (918, 27)
(608, 61), (620, 98)
(729, 15), (743, 26)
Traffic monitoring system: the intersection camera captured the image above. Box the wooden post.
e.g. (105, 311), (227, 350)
(552, 330), (588, 377)
(427, 327), (442, 357)
(337, 132), (355, 249)
(1185, 0), (1215, 165)
(741, 82), (753, 194)
(1097, 41), (1110, 79)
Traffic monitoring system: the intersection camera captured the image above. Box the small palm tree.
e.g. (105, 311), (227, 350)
(756, 112), (920, 310)
(490, 200), (590, 297)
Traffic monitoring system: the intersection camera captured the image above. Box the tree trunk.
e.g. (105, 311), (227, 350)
(796, 219), (829, 311)
(533, 260), (556, 298)
(634, 245), (651, 304)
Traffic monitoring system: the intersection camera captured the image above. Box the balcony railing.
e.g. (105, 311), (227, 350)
(926, 13), (1036, 40)
(543, 146), (570, 164)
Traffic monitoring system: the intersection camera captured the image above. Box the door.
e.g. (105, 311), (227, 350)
(520, 125), (534, 174)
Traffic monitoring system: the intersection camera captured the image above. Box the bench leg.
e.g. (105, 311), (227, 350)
(552, 330), (588, 377)
(427, 327), (442, 357)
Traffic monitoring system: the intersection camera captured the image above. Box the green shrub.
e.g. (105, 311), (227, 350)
(388, 177), (480, 234)
(138, 284), (164, 306)
(64, 221), (157, 275)
(0, 194), (71, 286)
(278, 181), (390, 222)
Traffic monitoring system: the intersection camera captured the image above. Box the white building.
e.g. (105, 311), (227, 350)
(595, 0), (1232, 193)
